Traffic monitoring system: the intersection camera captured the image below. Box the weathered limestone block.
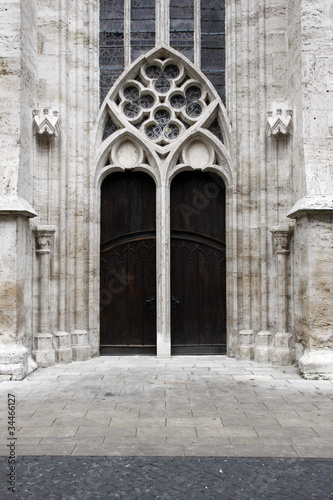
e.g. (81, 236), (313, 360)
(236, 330), (254, 361)
(72, 330), (91, 361)
(271, 332), (295, 366)
(53, 331), (72, 363)
(33, 333), (55, 367)
(254, 331), (272, 363)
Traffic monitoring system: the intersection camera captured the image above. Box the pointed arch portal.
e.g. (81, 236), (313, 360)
(96, 47), (232, 356)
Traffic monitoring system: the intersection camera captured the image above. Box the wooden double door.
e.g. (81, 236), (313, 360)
(100, 170), (226, 354)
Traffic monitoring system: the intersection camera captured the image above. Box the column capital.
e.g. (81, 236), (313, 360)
(271, 225), (292, 255)
(33, 225), (56, 254)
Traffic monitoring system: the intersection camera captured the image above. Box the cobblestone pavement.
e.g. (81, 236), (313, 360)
(1, 456), (333, 499)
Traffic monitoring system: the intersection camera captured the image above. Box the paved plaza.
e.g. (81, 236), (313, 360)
(1, 356), (333, 458)
(1, 356), (333, 498)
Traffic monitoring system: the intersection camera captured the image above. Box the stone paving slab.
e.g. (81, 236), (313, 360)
(1, 356), (333, 458)
(1, 456), (333, 499)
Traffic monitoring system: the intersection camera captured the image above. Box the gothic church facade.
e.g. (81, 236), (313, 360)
(1, 0), (333, 379)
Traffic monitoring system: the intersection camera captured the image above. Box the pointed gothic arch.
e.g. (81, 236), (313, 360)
(96, 46), (232, 161)
(93, 45), (235, 357)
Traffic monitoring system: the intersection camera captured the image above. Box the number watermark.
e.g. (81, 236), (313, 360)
(7, 393), (16, 493)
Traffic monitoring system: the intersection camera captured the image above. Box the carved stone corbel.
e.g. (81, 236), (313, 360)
(33, 108), (60, 137)
(266, 108), (292, 137)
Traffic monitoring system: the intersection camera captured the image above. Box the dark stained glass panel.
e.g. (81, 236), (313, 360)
(201, 1), (225, 103)
(170, 0), (194, 62)
(131, 0), (155, 62)
(100, 0), (125, 104)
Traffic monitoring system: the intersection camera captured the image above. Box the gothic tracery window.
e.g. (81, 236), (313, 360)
(117, 58), (208, 145)
(99, 0), (225, 104)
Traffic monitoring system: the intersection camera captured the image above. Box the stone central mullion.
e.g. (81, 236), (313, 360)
(156, 182), (171, 357)
(156, 0), (170, 46)
(124, 0), (131, 68)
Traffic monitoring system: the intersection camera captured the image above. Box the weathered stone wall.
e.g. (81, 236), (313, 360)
(30, 1), (99, 365)
(288, 0), (333, 374)
(226, 0), (294, 362)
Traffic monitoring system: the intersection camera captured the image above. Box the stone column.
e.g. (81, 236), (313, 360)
(270, 226), (294, 365)
(33, 225), (56, 366)
(156, 182), (171, 358)
(271, 227), (290, 332)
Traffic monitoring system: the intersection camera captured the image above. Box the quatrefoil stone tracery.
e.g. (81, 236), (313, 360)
(117, 58), (209, 146)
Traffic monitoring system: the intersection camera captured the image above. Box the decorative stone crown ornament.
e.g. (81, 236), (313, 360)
(33, 108), (60, 137)
(266, 108), (292, 137)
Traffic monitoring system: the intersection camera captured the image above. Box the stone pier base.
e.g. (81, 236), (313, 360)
(33, 333), (56, 367)
(72, 330), (91, 361)
(54, 331), (72, 363)
(236, 330), (255, 360)
(298, 349), (333, 377)
(255, 331), (273, 363)
(271, 332), (295, 365)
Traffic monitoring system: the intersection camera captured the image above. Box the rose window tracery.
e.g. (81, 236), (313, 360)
(115, 57), (211, 146)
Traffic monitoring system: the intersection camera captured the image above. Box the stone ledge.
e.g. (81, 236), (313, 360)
(0, 196), (37, 218)
(287, 195), (333, 219)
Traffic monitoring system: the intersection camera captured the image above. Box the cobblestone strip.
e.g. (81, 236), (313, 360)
(0, 457), (332, 499)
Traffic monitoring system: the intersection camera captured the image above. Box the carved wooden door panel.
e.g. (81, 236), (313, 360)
(100, 172), (156, 354)
(171, 171), (226, 354)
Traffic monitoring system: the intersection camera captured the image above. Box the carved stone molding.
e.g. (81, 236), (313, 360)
(33, 108), (60, 137)
(266, 108), (292, 137)
(33, 226), (56, 254)
(271, 226), (291, 255)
